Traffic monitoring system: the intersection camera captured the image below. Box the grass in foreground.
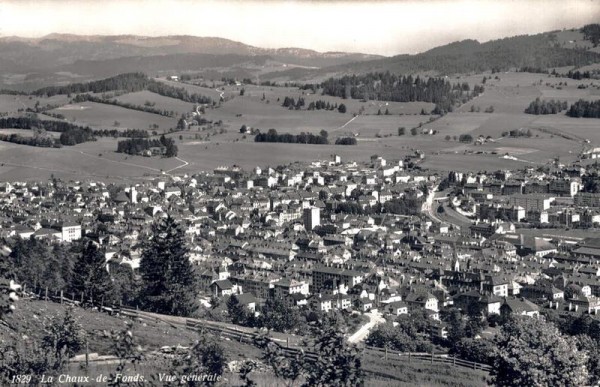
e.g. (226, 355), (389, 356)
(2, 300), (490, 386)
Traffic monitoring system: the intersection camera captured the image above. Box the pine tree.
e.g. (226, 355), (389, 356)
(70, 241), (114, 303)
(139, 216), (199, 316)
(0, 249), (19, 320)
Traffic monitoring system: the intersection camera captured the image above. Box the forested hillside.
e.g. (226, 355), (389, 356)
(320, 73), (483, 111)
(265, 30), (600, 79)
(31, 72), (213, 104)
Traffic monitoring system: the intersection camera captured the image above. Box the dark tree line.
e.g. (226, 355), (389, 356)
(3, 216), (196, 315)
(72, 94), (176, 117)
(32, 73), (151, 97)
(322, 73), (454, 102)
(308, 100), (340, 111)
(502, 128), (533, 138)
(335, 137), (357, 145)
(582, 24), (600, 47)
(5, 237), (132, 305)
(564, 70), (598, 80)
(382, 196), (423, 215)
(567, 99), (600, 118)
(93, 129), (149, 138)
(281, 96), (305, 109)
(146, 80), (212, 105)
(0, 117), (96, 146)
(524, 98), (568, 114)
(59, 128), (95, 146)
(320, 72), (480, 112)
(31, 72), (212, 105)
(0, 117), (89, 133)
(116, 134), (178, 157)
(255, 129), (329, 144)
(0, 89), (27, 95)
(519, 66), (548, 74)
(0, 133), (58, 148)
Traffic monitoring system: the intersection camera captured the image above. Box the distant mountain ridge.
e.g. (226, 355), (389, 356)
(2, 27), (600, 89)
(0, 34), (382, 71)
(262, 29), (600, 80)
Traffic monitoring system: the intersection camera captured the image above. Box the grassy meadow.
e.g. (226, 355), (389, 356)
(49, 102), (177, 132)
(0, 69), (599, 180)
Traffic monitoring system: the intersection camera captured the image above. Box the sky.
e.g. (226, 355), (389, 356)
(1, 0), (599, 56)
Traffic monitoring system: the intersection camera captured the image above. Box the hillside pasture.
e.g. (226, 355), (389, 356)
(554, 29), (595, 51)
(0, 140), (174, 181)
(0, 95), (28, 113)
(420, 113), (492, 137)
(477, 135), (579, 164)
(469, 113), (537, 138)
(113, 90), (196, 115)
(175, 139), (414, 172)
(336, 114), (434, 137)
(154, 78), (226, 100)
(539, 80), (600, 101)
(421, 151), (528, 172)
(529, 114), (600, 145)
(0, 93), (70, 114)
(457, 83), (540, 114)
(75, 137), (183, 170)
(577, 63), (600, 73)
(0, 128), (60, 138)
(17, 94), (72, 110)
(237, 83), (437, 115)
(206, 96), (349, 134)
(49, 101), (177, 132)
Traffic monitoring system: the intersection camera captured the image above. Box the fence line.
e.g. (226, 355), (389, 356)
(22, 288), (493, 375)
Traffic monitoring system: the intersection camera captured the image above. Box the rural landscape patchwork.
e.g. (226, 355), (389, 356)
(2, 6), (600, 387)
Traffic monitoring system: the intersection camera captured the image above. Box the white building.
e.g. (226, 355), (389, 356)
(303, 207), (320, 230)
(60, 222), (82, 242)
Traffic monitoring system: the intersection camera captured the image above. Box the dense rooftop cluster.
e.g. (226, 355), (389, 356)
(2, 153), (600, 344)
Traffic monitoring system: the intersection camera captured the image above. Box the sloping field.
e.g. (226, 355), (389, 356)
(336, 114), (434, 137)
(238, 84), (436, 115)
(530, 114), (600, 144)
(0, 128), (60, 138)
(0, 140), (173, 181)
(154, 78), (225, 100)
(175, 139), (414, 173)
(206, 96), (349, 134)
(458, 84), (540, 114)
(49, 101), (177, 131)
(421, 113), (493, 137)
(0, 94), (72, 114)
(539, 80), (600, 101)
(113, 90), (196, 115)
(421, 152), (527, 172)
(479, 136), (579, 164)
(0, 95), (28, 113)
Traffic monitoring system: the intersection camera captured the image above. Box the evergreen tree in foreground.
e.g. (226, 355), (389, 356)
(70, 241), (114, 303)
(139, 216), (199, 316)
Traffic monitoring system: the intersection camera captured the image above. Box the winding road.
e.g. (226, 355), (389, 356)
(165, 156), (189, 173)
(422, 185), (443, 223)
(331, 115), (358, 133)
(348, 310), (385, 344)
